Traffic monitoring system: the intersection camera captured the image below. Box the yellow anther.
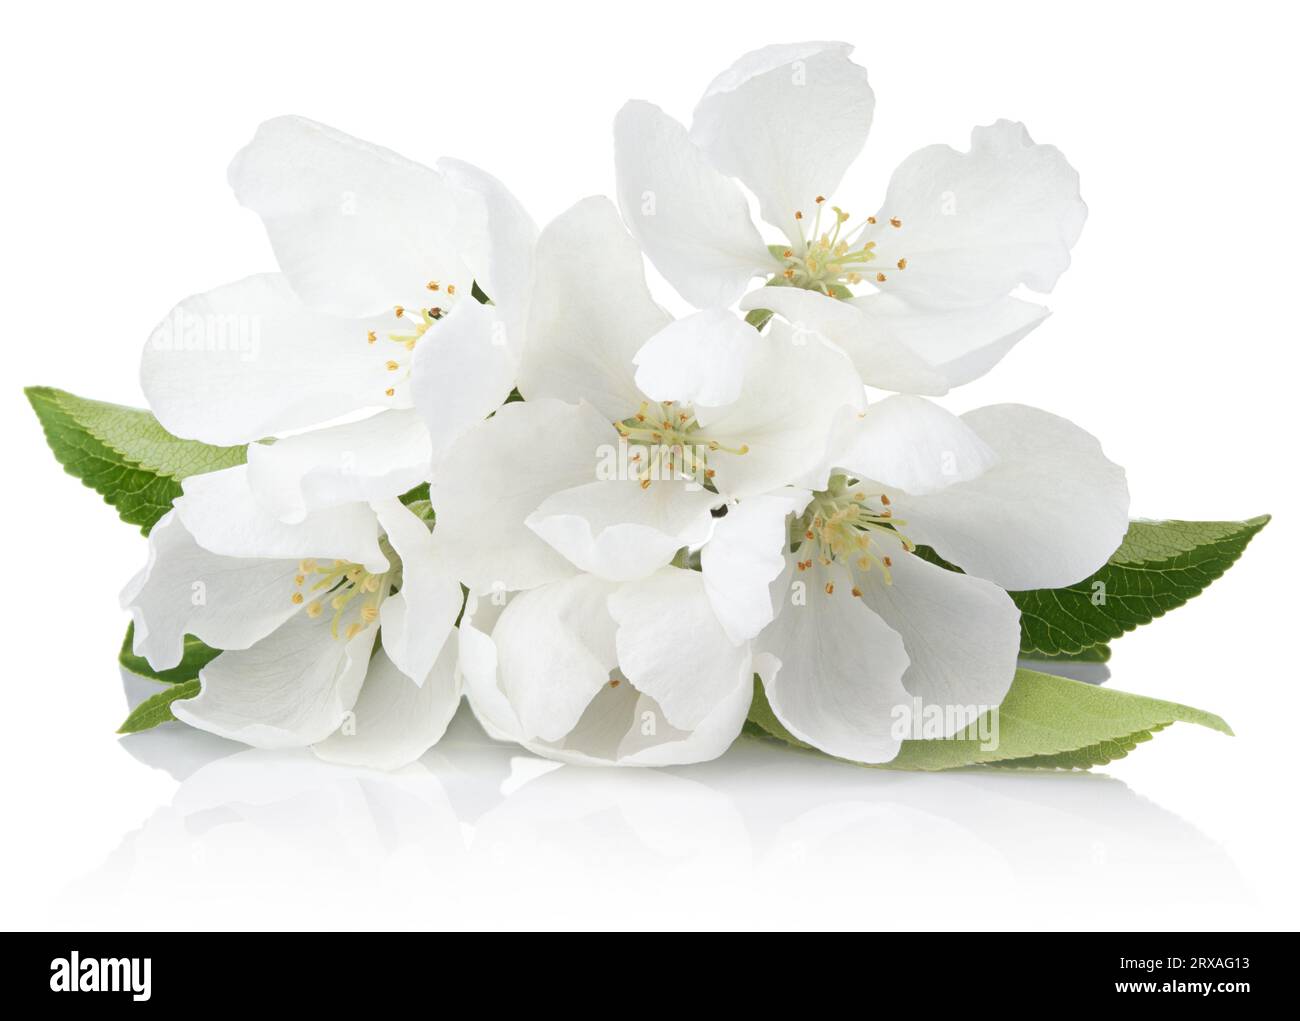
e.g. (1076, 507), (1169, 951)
(306, 601), (323, 618)
(897, 258), (908, 270)
(867, 216), (877, 224)
(385, 388), (395, 397)
(890, 217), (901, 228)
(876, 272), (887, 282)
(346, 623), (362, 639)
(294, 574), (305, 585)
(395, 305), (405, 317)
(291, 592), (304, 605)
(386, 360), (399, 371)
(367, 331), (377, 344)
(426, 280), (440, 291)
(446, 284), (456, 295)
(360, 605), (379, 623)
(825, 582), (834, 595)
(851, 586), (862, 598)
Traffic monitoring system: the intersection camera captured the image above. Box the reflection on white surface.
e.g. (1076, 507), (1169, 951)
(56, 685), (1250, 928)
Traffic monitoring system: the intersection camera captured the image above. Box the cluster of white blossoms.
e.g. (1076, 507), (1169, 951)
(122, 41), (1129, 770)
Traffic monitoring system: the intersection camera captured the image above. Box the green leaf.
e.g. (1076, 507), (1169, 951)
(1012, 516), (1270, 657)
(117, 679), (200, 734)
(118, 622), (220, 685)
(1023, 643), (1112, 664)
(25, 386), (246, 534)
(399, 482), (430, 505)
(746, 668), (1231, 771)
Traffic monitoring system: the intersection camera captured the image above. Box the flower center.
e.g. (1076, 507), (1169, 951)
(771, 197), (908, 297)
(791, 473), (914, 587)
(367, 280), (463, 399)
(613, 400), (748, 489)
(290, 546), (401, 639)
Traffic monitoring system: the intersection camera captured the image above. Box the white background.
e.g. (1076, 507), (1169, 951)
(1, 0), (1295, 930)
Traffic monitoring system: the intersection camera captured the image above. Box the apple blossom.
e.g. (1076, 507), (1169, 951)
(702, 397), (1129, 762)
(140, 116), (537, 522)
(615, 41), (1086, 394)
(426, 195), (865, 593)
(121, 463), (465, 769)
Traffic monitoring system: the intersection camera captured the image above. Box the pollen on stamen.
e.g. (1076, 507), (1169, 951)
(345, 623), (362, 639)
(446, 284), (456, 295)
(385, 388), (395, 397)
(880, 494), (891, 505)
(851, 586), (862, 597)
(794, 210), (804, 220)
(867, 216), (877, 224)
(360, 606), (379, 623)
(876, 272), (887, 282)
(306, 601), (323, 618)
(294, 574), (305, 585)
(640, 478), (652, 490)
(426, 280), (440, 291)
(386, 360), (399, 371)
(897, 258), (908, 270)
(291, 592), (304, 605)
(394, 305), (405, 318)
(883, 556), (893, 567)
(367, 331), (377, 344)
(824, 582), (834, 595)
(890, 217), (902, 228)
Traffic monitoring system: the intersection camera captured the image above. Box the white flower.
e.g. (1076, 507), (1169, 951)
(140, 116), (537, 522)
(701, 396), (1130, 762)
(458, 573), (753, 767)
(120, 464), (465, 769)
(614, 41), (1086, 394)
(427, 194), (865, 594)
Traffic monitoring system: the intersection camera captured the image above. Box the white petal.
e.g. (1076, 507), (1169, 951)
(903, 404), (1130, 590)
(526, 479), (718, 581)
(608, 568), (752, 731)
(541, 663), (749, 767)
(614, 100), (770, 307)
(700, 489), (813, 644)
(245, 409), (431, 523)
(492, 575), (620, 742)
(464, 590), (749, 767)
(867, 120), (1086, 309)
(120, 511), (301, 670)
(173, 614), (377, 748)
(436, 156), (538, 338)
(517, 197), (668, 420)
(829, 395), (996, 495)
(848, 293), (1051, 390)
(633, 309), (755, 409)
(429, 398), (610, 593)
(739, 286), (945, 396)
(176, 465), (387, 571)
(227, 116), (471, 316)
(410, 300), (519, 462)
(856, 547), (1020, 735)
(757, 560), (911, 763)
(374, 499), (463, 685)
(691, 42), (874, 244)
(141, 274), (396, 445)
(313, 644), (460, 770)
(701, 317), (865, 498)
